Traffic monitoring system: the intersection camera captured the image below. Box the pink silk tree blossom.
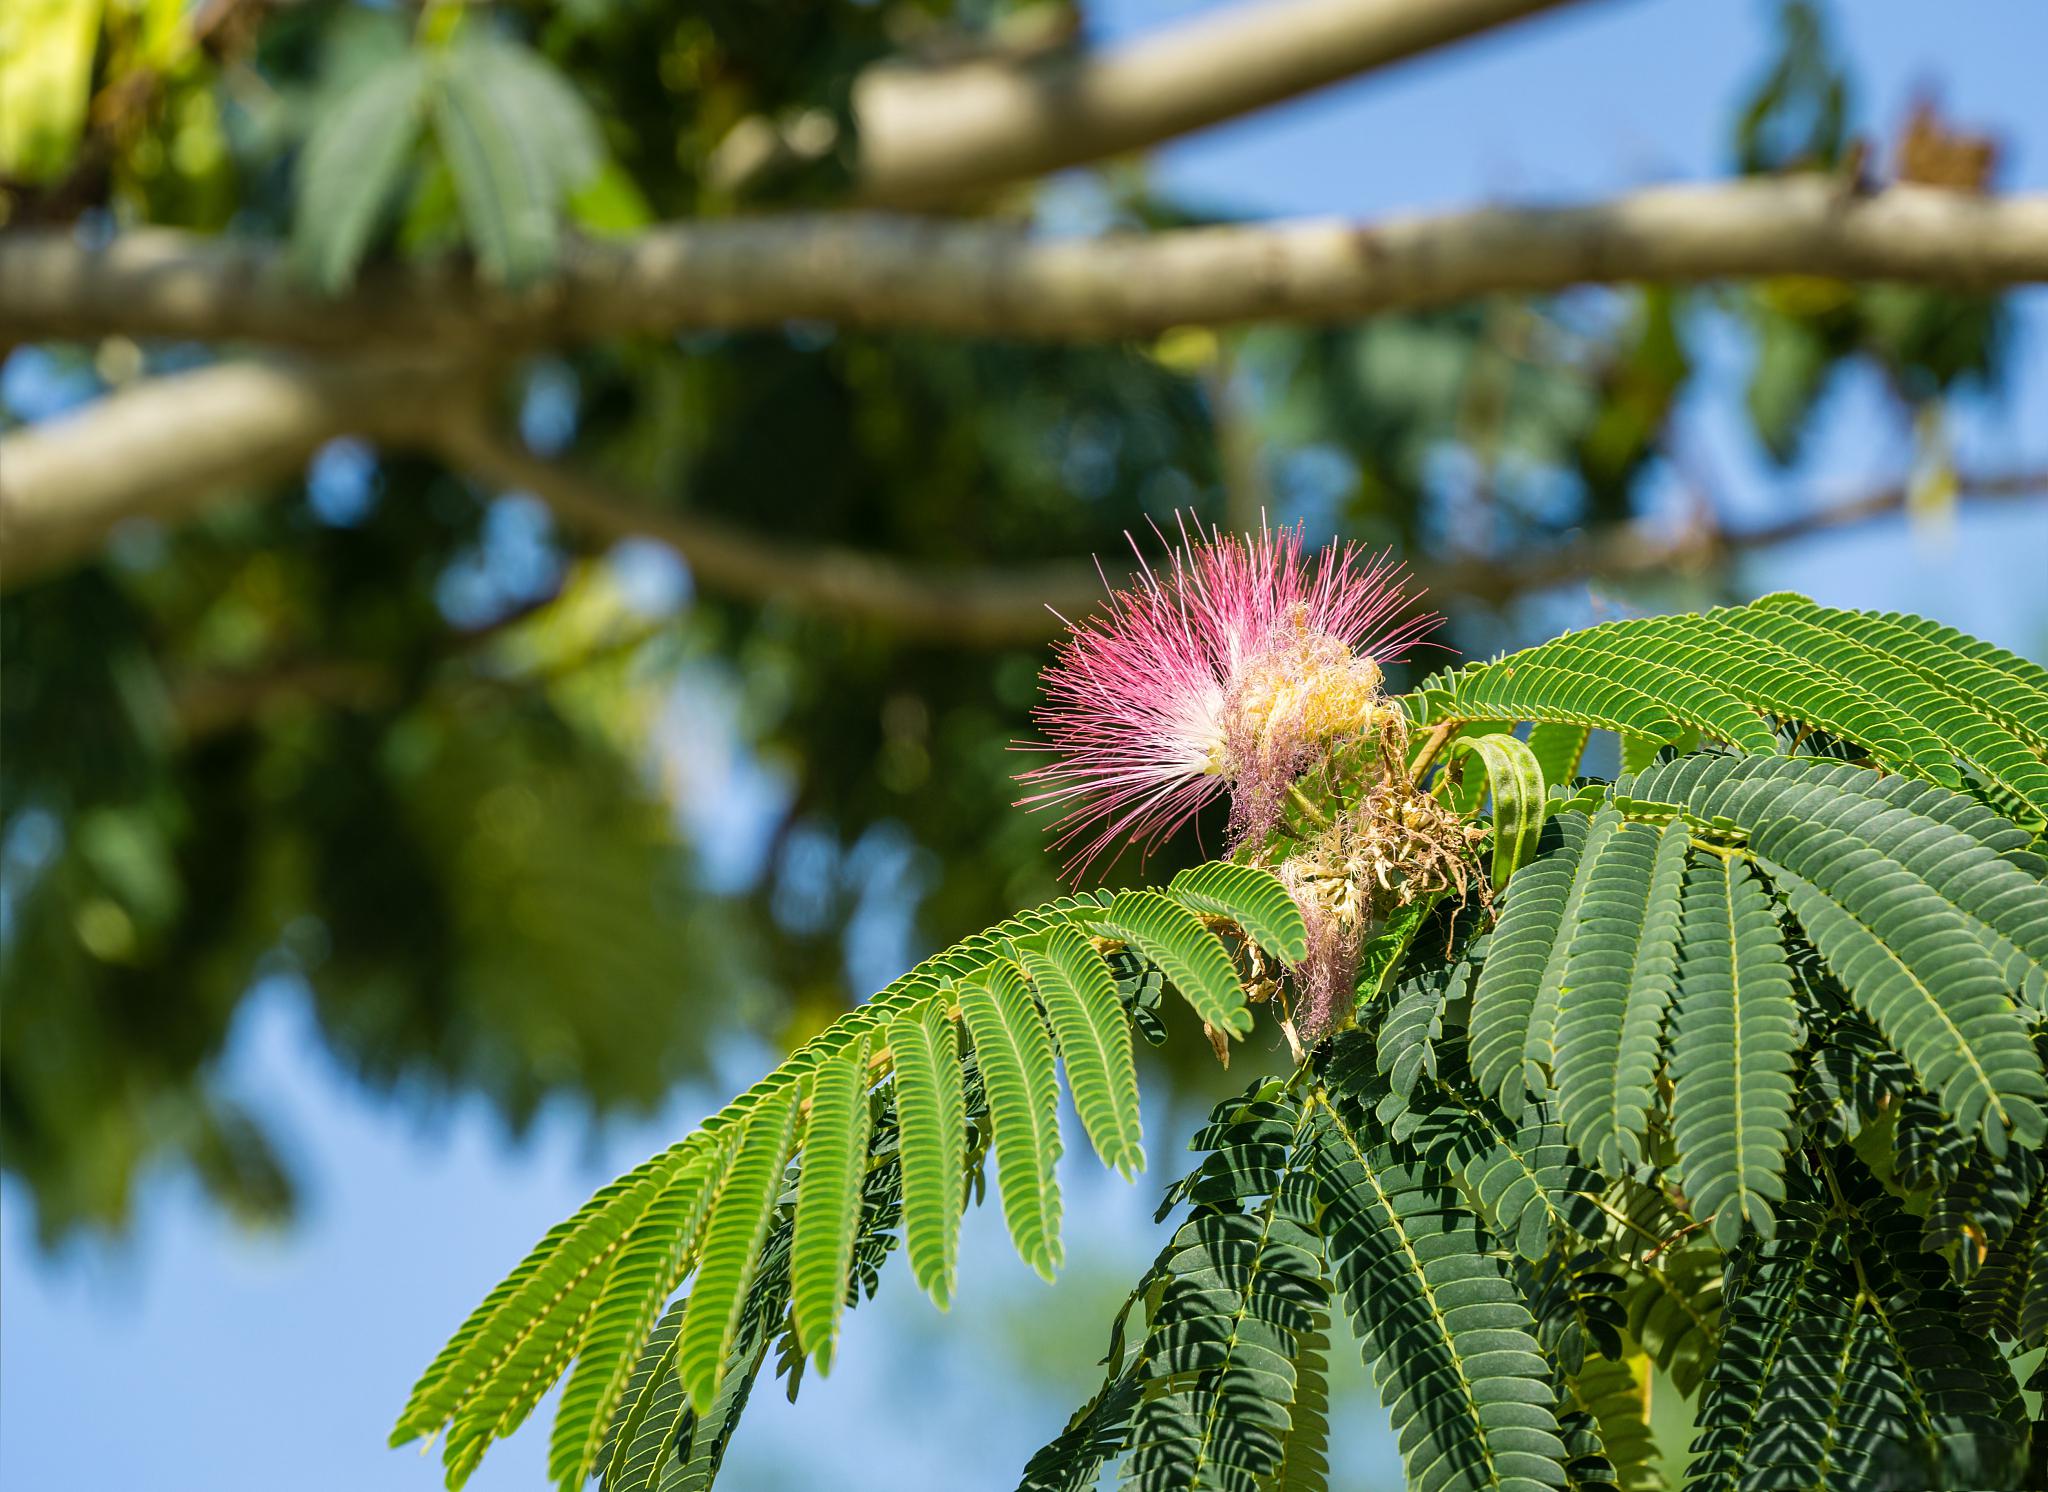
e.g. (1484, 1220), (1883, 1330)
(1015, 519), (1441, 881)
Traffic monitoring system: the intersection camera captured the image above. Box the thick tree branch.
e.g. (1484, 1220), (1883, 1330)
(0, 358), (453, 582)
(434, 414), (1101, 646)
(5, 182), (2045, 351)
(6, 354), (2042, 629)
(824, 0), (1584, 205)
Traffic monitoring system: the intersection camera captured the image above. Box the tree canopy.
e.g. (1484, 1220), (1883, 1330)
(1, 0), (2041, 1245)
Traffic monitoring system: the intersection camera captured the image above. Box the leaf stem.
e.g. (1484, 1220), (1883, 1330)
(1409, 720), (1458, 785)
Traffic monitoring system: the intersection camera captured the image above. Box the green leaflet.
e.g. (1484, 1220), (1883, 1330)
(1753, 594), (2048, 754)
(1418, 1086), (1599, 1263)
(595, 1299), (684, 1491)
(1562, 1356), (1663, 1492)
(1552, 819), (1688, 1175)
(1669, 855), (1799, 1249)
(1167, 861), (1310, 965)
(1404, 596), (2048, 796)
(1267, 1305), (1333, 1492)
(1525, 722), (1592, 790)
(429, 35), (604, 285)
(1468, 813), (1586, 1112)
(1121, 1092), (1323, 1492)
(393, 1137), (704, 1447)
(1688, 1173), (2028, 1492)
(1095, 889), (1252, 1038)
(1635, 753), (2048, 1010)
(789, 1035), (874, 1372)
(1482, 629), (1778, 755)
(1961, 1194), (2043, 1340)
(292, 53), (430, 291)
(1721, 603), (2026, 791)
(441, 1255), (607, 1485)
(1619, 732), (1667, 777)
(1922, 1146), (2044, 1283)
(1758, 825), (2046, 1155)
(1665, 611), (1944, 780)
(886, 997), (967, 1307)
(1446, 731), (1549, 887)
(959, 960), (1065, 1280)
(547, 1144), (724, 1491)
(1308, 1084), (1571, 1492)
(1683, 1195), (1830, 1492)
(1468, 808), (1615, 1117)
(677, 1089), (797, 1414)
(1414, 658), (1684, 745)
(1014, 922), (1145, 1178)
(1378, 956), (1472, 1099)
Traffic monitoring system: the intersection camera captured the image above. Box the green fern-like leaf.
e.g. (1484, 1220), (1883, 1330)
(1526, 722), (1593, 791)
(1760, 826), (2045, 1154)
(1167, 861), (1310, 965)
(789, 1035), (874, 1372)
(1014, 922), (1145, 1178)
(1122, 1090), (1324, 1492)
(1469, 808), (1608, 1115)
(1312, 1046), (1571, 1492)
(430, 35), (603, 286)
(1691, 1164), (2027, 1491)
(958, 960), (1065, 1280)
(595, 1298), (686, 1492)
(393, 1137), (711, 1463)
(1412, 1075), (1601, 1263)
(1380, 954), (1473, 1099)
(293, 52), (430, 291)
(548, 1146), (723, 1490)
(1552, 819), (1688, 1175)
(1267, 1303), (1333, 1492)
(1094, 889), (1253, 1039)
(886, 996), (967, 1307)
(1561, 1355), (1663, 1492)
(1668, 854), (1800, 1249)
(677, 1089), (796, 1413)
(1752, 595), (2048, 757)
(1413, 659), (1685, 746)
(1634, 754), (2048, 1010)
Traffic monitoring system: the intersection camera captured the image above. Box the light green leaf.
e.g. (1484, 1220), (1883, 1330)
(1013, 923), (1144, 1178)
(958, 960), (1064, 1280)
(677, 1088), (796, 1414)
(789, 1035), (873, 1373)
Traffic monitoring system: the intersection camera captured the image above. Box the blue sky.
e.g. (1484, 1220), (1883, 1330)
(5, 2), (2048, 1490)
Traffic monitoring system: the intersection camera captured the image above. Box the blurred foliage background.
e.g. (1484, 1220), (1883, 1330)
(0, 0), (2033, 1251)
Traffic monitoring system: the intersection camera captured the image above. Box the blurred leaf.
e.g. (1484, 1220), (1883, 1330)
(432, 33), (604, 286)
(0, 0), (104, 183)
(292, 52), (431, 291)
(1745, 304), (1832, 465)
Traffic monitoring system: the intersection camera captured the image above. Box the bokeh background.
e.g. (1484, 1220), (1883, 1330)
(4, 0), (2047, 1487)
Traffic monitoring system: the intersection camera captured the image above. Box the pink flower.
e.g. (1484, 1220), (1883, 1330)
(1016, 519), (1441, 880)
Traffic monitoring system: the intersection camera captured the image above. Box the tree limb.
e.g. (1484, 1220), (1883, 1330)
(433, 412), (1103, 647)
(813, 0), (1584, 205)
(0, 358), (454, 582)
(5, 353), (2042, 628)
(5, 181), (2045, 351)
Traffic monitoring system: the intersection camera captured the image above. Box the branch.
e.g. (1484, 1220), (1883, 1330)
(6, 182), (2045, 350)
(0, 358), (456, 582)
(1426, 470), (2048, 604)
(776, 0), (1582, 205)
(5, 355), (2042, 631)
(433, 413), (1105, 647)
